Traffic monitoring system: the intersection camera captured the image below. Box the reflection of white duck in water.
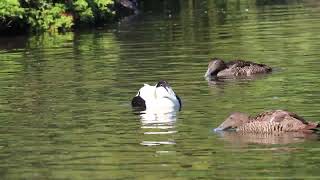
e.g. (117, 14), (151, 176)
(132, 81), (181, 146)
(131, 80), (182, 113)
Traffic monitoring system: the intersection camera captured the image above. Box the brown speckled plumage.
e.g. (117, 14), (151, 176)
(204, 58), (272, 78)
(216, 110), (319, 133)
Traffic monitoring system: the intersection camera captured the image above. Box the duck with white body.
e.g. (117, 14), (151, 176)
(131, 80), (181, 113)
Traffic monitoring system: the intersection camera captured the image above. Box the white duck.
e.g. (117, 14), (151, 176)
(131, 80), (182, 112)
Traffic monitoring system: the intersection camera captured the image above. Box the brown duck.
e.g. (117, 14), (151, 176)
(214, 110), (319, 133)
(204, 58), (272, 78)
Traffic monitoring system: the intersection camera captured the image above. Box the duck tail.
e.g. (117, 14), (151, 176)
(309, 122), (320, 132)
(301, 122), (320, 133)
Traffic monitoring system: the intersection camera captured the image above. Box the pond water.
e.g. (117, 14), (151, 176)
(1, 0), (320, 179)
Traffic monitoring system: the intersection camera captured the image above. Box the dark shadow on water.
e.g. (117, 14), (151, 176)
(0, 35), (28, 50)
(255, 0), (303, 6)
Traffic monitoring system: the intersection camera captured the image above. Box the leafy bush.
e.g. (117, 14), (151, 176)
(73, 0), (115, 24)
(0, 0), (25, 32)
(0, 0), (24, 18)
(27, 2), (74, 32)
(0, 0), (115, 33)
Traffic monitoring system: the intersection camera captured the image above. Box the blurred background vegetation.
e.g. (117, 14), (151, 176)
(0, 0), (115, 34)
(1, 0), (308, 34)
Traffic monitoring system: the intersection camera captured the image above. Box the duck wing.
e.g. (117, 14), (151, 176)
(226, 60), (256, 68)
(219, 60), (271, 76)
(253, 110), (307, 123)
(279, 115), (318, 132)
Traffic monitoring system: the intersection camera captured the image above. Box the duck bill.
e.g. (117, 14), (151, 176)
(213, 122), (232, 132)
(163, 85), (169, 92)
(204, 68), (218, 79)
(204, 69), (212, 78)
(214, 125), (227, 132)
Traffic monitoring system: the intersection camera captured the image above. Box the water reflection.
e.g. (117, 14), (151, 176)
(206, 73), (271, 86)
(216, 131), (319, 145)
(140, 111), (177, 126)
(138, 110), (178, 146)
(2, 0), (320, 179)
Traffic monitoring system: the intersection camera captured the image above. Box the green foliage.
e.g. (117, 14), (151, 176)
(0, 0), (25, 31)
(0, 0), (24, 19)
(27, 2), (74, 32)
(74, 0), (94, 22)
(94, 0), (115, 20)
(73, 0), (114, 24)
(0, 0), (115, 33)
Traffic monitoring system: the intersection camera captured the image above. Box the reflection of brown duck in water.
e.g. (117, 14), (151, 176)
(204, 58), (272, 79)
(218, 131), (318, 145)
(215, 110), (319, 133)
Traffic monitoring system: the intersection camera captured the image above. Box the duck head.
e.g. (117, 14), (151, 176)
(155, 80), (177, 99)
(214, 112), (250, 132)
(204, 58), (227, 78)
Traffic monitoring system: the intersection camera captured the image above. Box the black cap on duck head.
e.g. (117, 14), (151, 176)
(204, 58), (227, 78)
(156, 80), (170, 91)
(156, 80), (170, 87)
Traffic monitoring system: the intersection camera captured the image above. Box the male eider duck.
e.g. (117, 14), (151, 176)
(214, 110), (319, 133)
(204, 58), (272, 79)
(131, 80), (181, 112)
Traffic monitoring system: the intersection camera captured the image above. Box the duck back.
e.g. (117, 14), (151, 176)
(218, 60), (272, 77)
(236, 110), (319, 133)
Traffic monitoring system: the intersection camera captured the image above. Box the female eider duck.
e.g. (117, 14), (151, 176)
(214, 110), (319, 133)
(131, 80), (181, 112)
(204, 58), (272, 79)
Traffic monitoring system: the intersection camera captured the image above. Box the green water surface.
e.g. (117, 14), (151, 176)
(1, 0), (320, 179)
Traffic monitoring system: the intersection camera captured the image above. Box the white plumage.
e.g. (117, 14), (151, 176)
(131, 80), (181, 112)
